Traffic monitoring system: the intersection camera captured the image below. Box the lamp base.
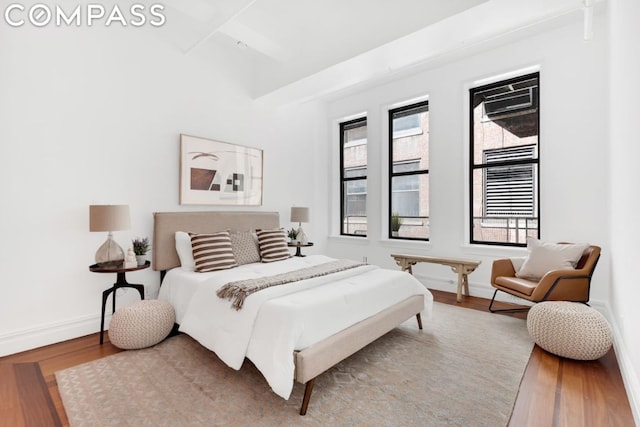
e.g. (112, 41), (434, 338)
(296, 226), (309, 245)
(95, 233), (125, 268)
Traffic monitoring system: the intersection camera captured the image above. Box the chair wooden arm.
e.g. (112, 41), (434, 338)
(490, 259), (516, 284)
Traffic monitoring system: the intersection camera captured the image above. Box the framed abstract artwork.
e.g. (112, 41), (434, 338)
(180, 134), (263, 205)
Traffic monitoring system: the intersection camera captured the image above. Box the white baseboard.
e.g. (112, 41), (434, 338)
(414, 272), (531, 305)
(3, 274), (639, 424)
(0, 313), (111, 357)
(595, 302), (640, 425)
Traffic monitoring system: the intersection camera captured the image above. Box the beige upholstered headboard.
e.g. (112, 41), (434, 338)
(152, 211), (280, 272)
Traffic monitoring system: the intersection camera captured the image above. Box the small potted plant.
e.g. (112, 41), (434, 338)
(132, 237), (150, 266)
(287, 227), (298, 243)
(391, 213), (402, 237)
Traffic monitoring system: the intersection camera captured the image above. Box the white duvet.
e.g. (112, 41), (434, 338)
(158, 255), (433, 399)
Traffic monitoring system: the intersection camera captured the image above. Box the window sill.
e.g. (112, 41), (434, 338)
(378, 238), (432, 251)
(459, 243), (527, 258)
(328, 235), (371, 245)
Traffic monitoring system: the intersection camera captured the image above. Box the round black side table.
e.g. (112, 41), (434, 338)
(287, 242), (314, 257)
(89, 261), (149, 344)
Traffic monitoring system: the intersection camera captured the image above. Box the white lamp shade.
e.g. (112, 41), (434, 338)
(89, 205), (131, 232)
(290, 207), (309, 223)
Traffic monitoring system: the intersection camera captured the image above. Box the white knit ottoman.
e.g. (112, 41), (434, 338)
(108, 300), (175, 350)
(527, 301), (612, 360)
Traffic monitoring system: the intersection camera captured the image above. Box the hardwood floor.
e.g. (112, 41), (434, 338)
(0, 291), (634, 426)
(431, 290), (634, 427)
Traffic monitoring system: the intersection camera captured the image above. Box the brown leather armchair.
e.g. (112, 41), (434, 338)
(488, 245), (601, 312)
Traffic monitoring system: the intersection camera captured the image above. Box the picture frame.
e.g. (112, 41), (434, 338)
(180, 134), (263, 205)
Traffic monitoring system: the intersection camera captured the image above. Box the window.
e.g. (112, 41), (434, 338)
(469, 72), (539, 246)
(340, 117), (367, 236)
(389, 101), (429, 240)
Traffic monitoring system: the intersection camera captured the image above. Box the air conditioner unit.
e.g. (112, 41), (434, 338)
(484, 87), (536, 117)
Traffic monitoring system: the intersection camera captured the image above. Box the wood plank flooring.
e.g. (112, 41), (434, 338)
(0, 290), (634, 426)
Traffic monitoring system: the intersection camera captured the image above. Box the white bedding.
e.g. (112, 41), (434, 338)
(158, 255), (433, 399)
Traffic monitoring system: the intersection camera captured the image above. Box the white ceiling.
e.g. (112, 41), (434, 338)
(221, 0), (489, 70)
(164, 0), (487, 58)
(159, 0), (595, 103)
(161, 0), (488, 92)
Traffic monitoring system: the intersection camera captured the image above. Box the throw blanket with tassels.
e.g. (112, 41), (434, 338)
(217, 259), (366, 310)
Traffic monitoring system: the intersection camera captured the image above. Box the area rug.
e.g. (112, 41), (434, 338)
(56, 303), (533, 426)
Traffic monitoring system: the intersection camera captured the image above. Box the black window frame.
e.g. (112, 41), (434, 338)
(388, 100), (430, 241)
(469, 72), (540, 247)
(340, 116), (367, 237)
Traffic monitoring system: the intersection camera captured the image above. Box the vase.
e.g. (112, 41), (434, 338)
(135, 255), (146, 266)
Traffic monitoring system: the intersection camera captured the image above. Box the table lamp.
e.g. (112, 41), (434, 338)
(290, 207), (309, 244)
(89, 204), (131, 267)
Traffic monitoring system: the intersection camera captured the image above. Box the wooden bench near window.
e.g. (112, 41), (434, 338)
(391, 253), (481, 302)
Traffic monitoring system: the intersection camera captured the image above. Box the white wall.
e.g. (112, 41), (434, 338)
(1, 8), (636, 420)
(0, 24), (320, 356)
(609, 0), (640, 422)
(312, 9), (640, 418)
(315, 14), (610, 305)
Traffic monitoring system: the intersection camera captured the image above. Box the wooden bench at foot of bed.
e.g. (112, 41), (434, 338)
(294, 294), (424, 415)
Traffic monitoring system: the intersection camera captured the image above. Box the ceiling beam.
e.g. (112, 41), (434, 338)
(183, 0), (259, 54)
(219, 20), (288, 62)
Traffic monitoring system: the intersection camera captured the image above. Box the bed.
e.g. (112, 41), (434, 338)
(153, 211), (433, 415)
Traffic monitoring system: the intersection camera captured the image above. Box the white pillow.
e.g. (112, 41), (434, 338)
(516, 238), (589, 281)
(509, 256), (526, 273)
(175, 231), (195, 271)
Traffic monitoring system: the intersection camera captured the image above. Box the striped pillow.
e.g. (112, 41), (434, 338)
(256, 228), (291, 263)
(190, 231), (238, 272)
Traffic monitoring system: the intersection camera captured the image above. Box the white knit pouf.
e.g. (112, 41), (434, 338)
(108, 300), (175, 350)
(527, 301), (612, 360)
